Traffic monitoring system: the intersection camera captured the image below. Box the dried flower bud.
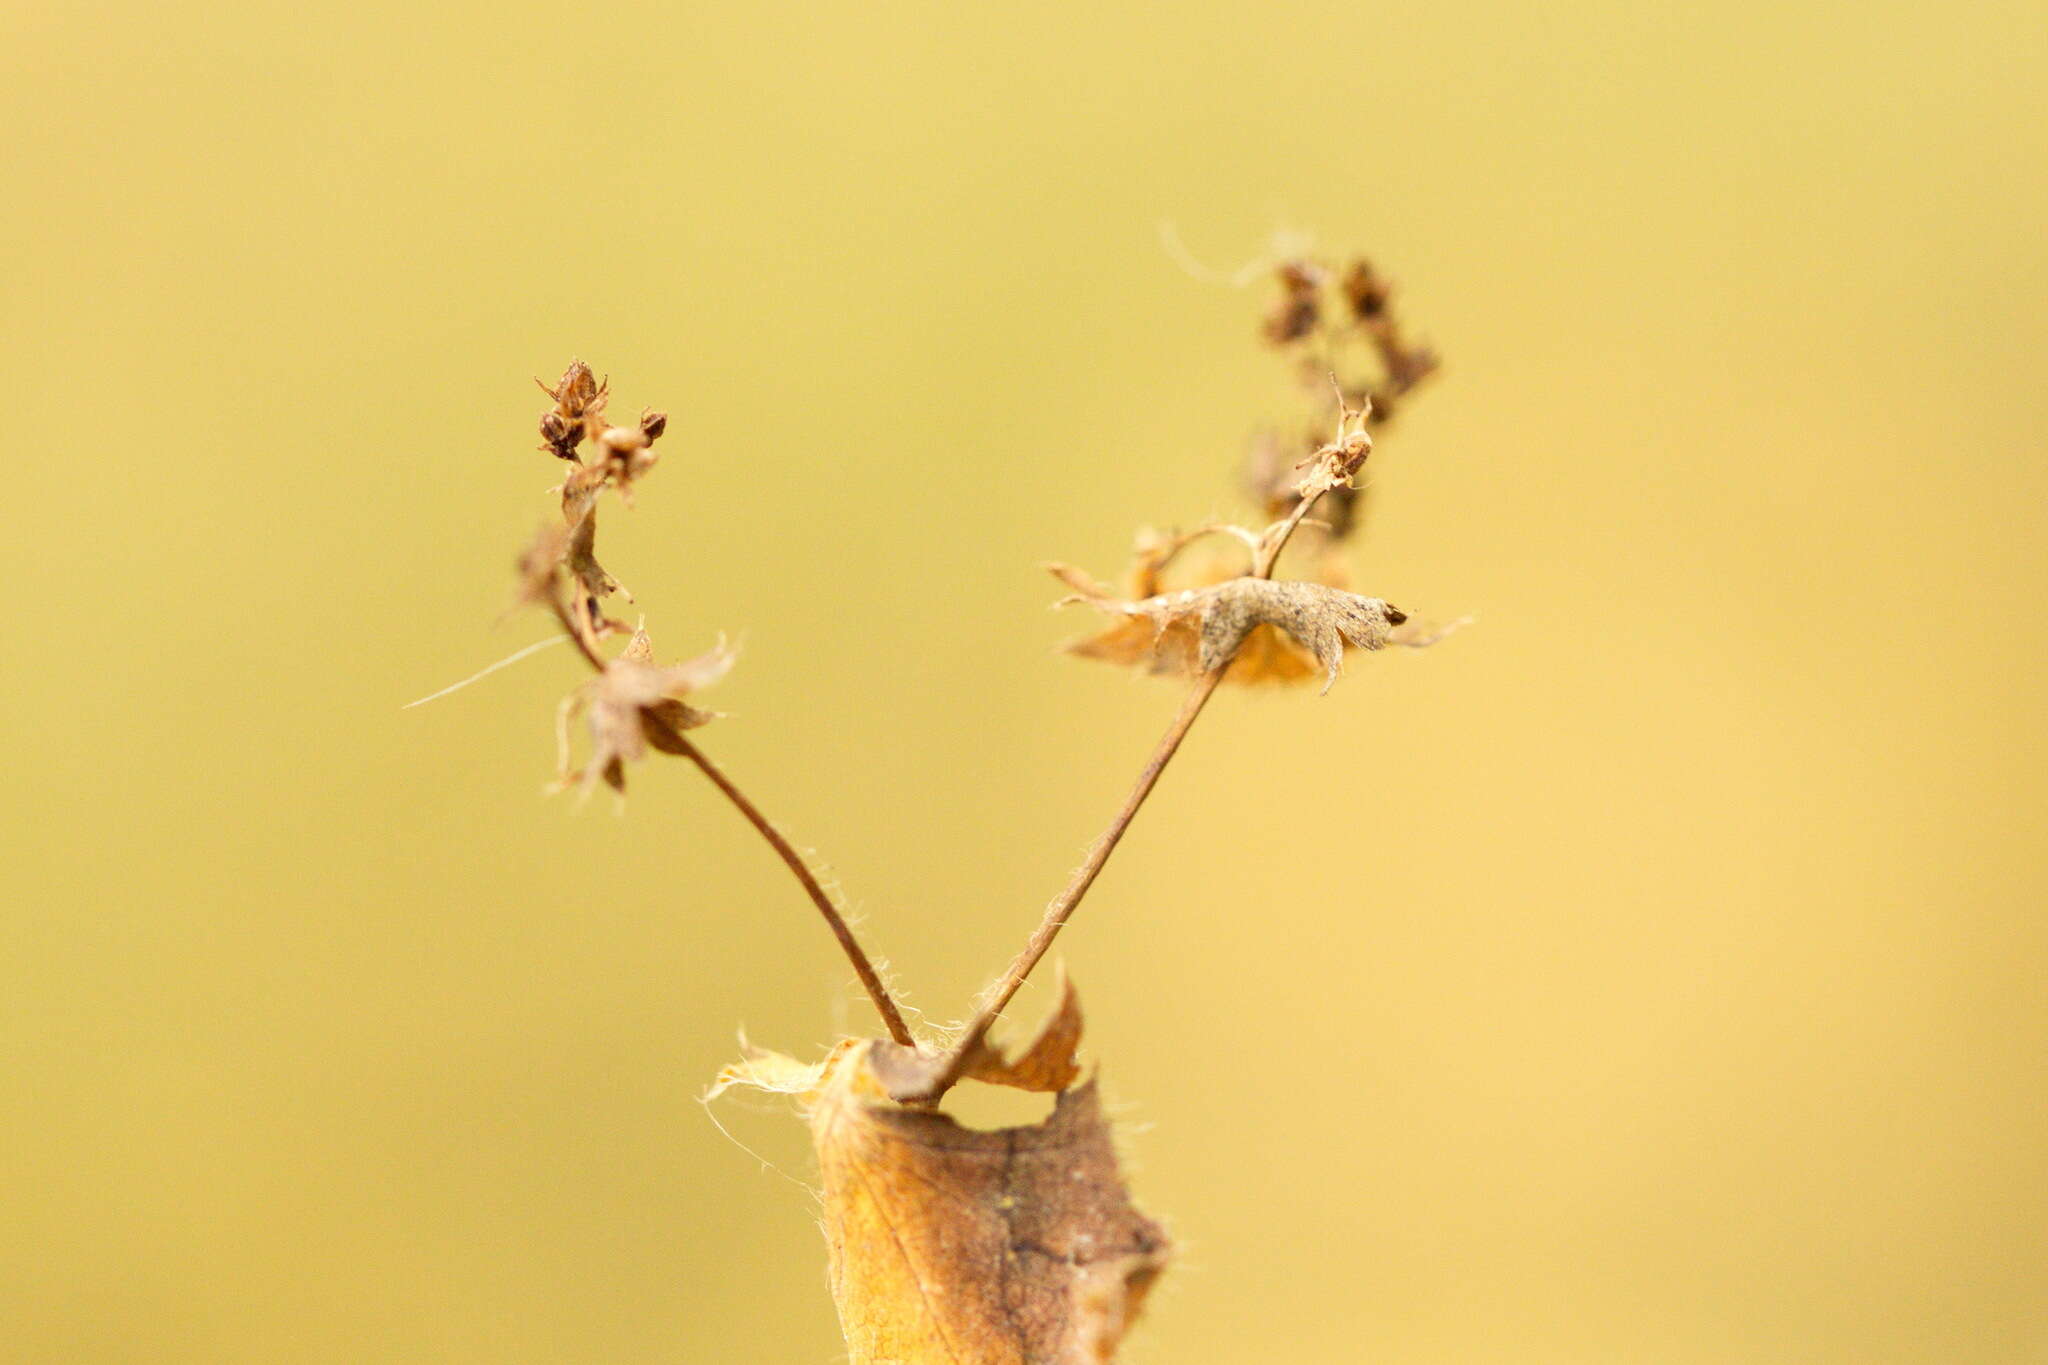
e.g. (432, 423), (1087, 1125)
(1341, 259), (1390, 320)
(596, 424), (659, 495)
(545, 360), (600, 412)
(538, 410), (580, 460)
(1261, 259), (1324, 346)
(639, 408), (668, 441)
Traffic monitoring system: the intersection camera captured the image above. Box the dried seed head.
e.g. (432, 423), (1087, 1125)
(538, 410), (580, 460)
(639, 408), (668, 441)
(539, 360), (604, 417)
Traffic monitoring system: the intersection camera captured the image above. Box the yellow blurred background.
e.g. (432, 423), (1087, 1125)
(5, 0), (2046, 1360)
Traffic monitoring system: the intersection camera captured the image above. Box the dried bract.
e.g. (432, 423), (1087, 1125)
(538, 410), (581, 461)
(594, 423), (659, 502)
(870, 976), (1087, 1102)
(554, 626), (734, 796)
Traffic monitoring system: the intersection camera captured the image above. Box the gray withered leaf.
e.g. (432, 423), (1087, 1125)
(1056, 571), (1437, 692)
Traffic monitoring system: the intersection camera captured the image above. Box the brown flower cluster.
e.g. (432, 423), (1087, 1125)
(1248, 254), (1440, 544)
(518, 361), (726, 796)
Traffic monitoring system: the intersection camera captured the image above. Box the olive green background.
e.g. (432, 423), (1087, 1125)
(5, 1), (2045, 1360)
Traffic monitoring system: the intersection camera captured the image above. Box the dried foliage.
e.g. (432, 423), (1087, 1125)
(1055, 571), (1412, 691)
(431, 246), (1460, 1362)
(714, 985), (1168, 1365)
(1052, 390), (1463, 687)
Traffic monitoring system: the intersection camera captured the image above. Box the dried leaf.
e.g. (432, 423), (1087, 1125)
(713, 987), (1168, 1365)
(1058, 570), (1443, 691)
(554, 625), (733, 795)
(513, 517), (629, 642)
(869, 976), (1086, 1101)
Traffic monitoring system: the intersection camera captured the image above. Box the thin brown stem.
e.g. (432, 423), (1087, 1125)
(919, 665), (1226, 1100)
(911, 472), (1344, 1102)
(545, 588), (915, 1048)
(669, 733), (916, 1048)
(1253, 490), (1325, 579)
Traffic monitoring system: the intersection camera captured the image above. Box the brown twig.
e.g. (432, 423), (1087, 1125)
(668, 732), (916, 1048)
(545, 594), (916, 1048)
(915, 473), (1344, 1102)
(922, 667), (1225, 1099)
(1253, 490), (1324, 579)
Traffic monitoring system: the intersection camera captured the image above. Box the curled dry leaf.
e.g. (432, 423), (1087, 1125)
(554, 624), (734, 795)
(710, 983), (1168, 1365)
(1055, 568), (1447, 691)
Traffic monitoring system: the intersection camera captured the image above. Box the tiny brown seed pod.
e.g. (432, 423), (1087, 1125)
(1341, 259), (1390, 320)
(539, 410), (580, 459)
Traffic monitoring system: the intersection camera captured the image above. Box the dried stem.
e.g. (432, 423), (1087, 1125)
(667, 732), (916, 1048)
(925, 667), (1225, 1098)
(916, 477), (1342, 1101)
(545, 595), (916, 1048)
(1254, 491), (1324, 579)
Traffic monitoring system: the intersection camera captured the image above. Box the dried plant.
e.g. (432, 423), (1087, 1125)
(433, 254), (1460, 1362)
